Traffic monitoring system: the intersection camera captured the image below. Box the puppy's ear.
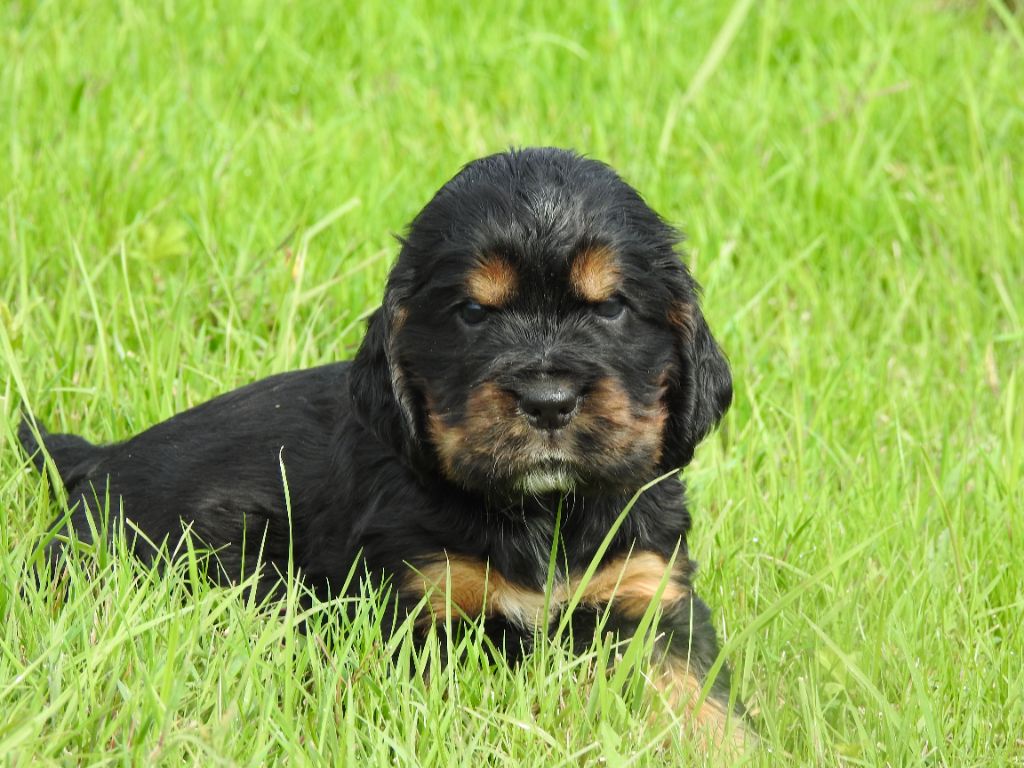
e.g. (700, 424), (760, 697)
(661, 297), (733, 470)
(348, 299), (418, 458)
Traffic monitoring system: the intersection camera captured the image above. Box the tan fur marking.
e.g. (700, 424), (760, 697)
(407, 555), (556, 630)
(578, 552), (690, 618)
(667, 301), (696, 341)
(426, 382), (527, 485)
(426, 372), (669, 489)
(426, 411), (466, 481)
(405, 550), (690, 628)
(574, 377), (668, 468)
(404, 552), (749, 751)
(390, 305), (408, 334)
(652, 657), (753, 752)
(570, 245), (620, 302)
(466, 253), (518, 307)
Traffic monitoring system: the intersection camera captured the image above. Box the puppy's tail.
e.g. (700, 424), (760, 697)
(18, 413), (100, 490)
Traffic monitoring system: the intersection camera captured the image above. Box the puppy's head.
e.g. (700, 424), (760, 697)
(350, 148), (731, 496)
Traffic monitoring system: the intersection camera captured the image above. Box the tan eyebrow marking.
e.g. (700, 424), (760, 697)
(570, 245), (621, 302)
(466, 253), (518, 307)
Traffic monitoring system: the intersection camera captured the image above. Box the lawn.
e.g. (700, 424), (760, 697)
(1, 0), (1022, 764)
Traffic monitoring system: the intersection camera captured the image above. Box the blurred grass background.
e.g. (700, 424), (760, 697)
(1, 0), (1022, 764)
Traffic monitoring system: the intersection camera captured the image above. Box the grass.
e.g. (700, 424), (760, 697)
(1, 0), (1022, 764)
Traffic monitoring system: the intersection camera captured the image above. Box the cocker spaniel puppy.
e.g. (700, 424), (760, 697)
(20, 147), (748, 748)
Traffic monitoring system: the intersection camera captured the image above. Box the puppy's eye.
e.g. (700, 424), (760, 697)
(459, 301), (489, 325)
(594, 296), (626, 319)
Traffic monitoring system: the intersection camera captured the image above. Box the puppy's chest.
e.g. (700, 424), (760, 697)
(403, 546), (691, 632)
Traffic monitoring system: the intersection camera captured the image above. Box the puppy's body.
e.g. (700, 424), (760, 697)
(22, 362), (693, 628)
(23, 365), (352, 589)
(20, 148), (748, 747)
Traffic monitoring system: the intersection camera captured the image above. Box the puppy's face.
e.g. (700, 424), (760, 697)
(412, 242), (673, 495)
(351, 149), (731, 497)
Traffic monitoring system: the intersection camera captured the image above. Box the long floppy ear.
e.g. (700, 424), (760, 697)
(660, 298), (733, 470)
(347, 298), (418, 458)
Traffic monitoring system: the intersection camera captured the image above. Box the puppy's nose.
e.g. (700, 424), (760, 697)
(515, 380), (581, 430)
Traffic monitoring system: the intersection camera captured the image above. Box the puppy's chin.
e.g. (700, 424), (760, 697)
(515, 465), (576, 495)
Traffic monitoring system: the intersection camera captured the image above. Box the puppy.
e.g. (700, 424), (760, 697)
(19, 147), (747, 747)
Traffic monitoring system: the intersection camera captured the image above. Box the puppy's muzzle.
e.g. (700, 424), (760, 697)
(511, 377), (582, 431)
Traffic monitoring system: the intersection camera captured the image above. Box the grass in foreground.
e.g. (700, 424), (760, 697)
(2, 0), (1022, 764)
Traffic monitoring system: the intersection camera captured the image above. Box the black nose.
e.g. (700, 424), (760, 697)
(514, 379), (581, 430)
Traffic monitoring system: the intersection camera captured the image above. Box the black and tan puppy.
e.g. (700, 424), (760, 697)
(20, 147), (747, 747)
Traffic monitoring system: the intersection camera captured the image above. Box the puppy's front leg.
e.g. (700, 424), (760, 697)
(567, 552), (752, 751)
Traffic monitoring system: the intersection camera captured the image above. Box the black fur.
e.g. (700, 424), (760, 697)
(19, 148), (742, 733)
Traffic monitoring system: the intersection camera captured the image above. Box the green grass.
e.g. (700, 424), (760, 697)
(2, 0), (1022, 764)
